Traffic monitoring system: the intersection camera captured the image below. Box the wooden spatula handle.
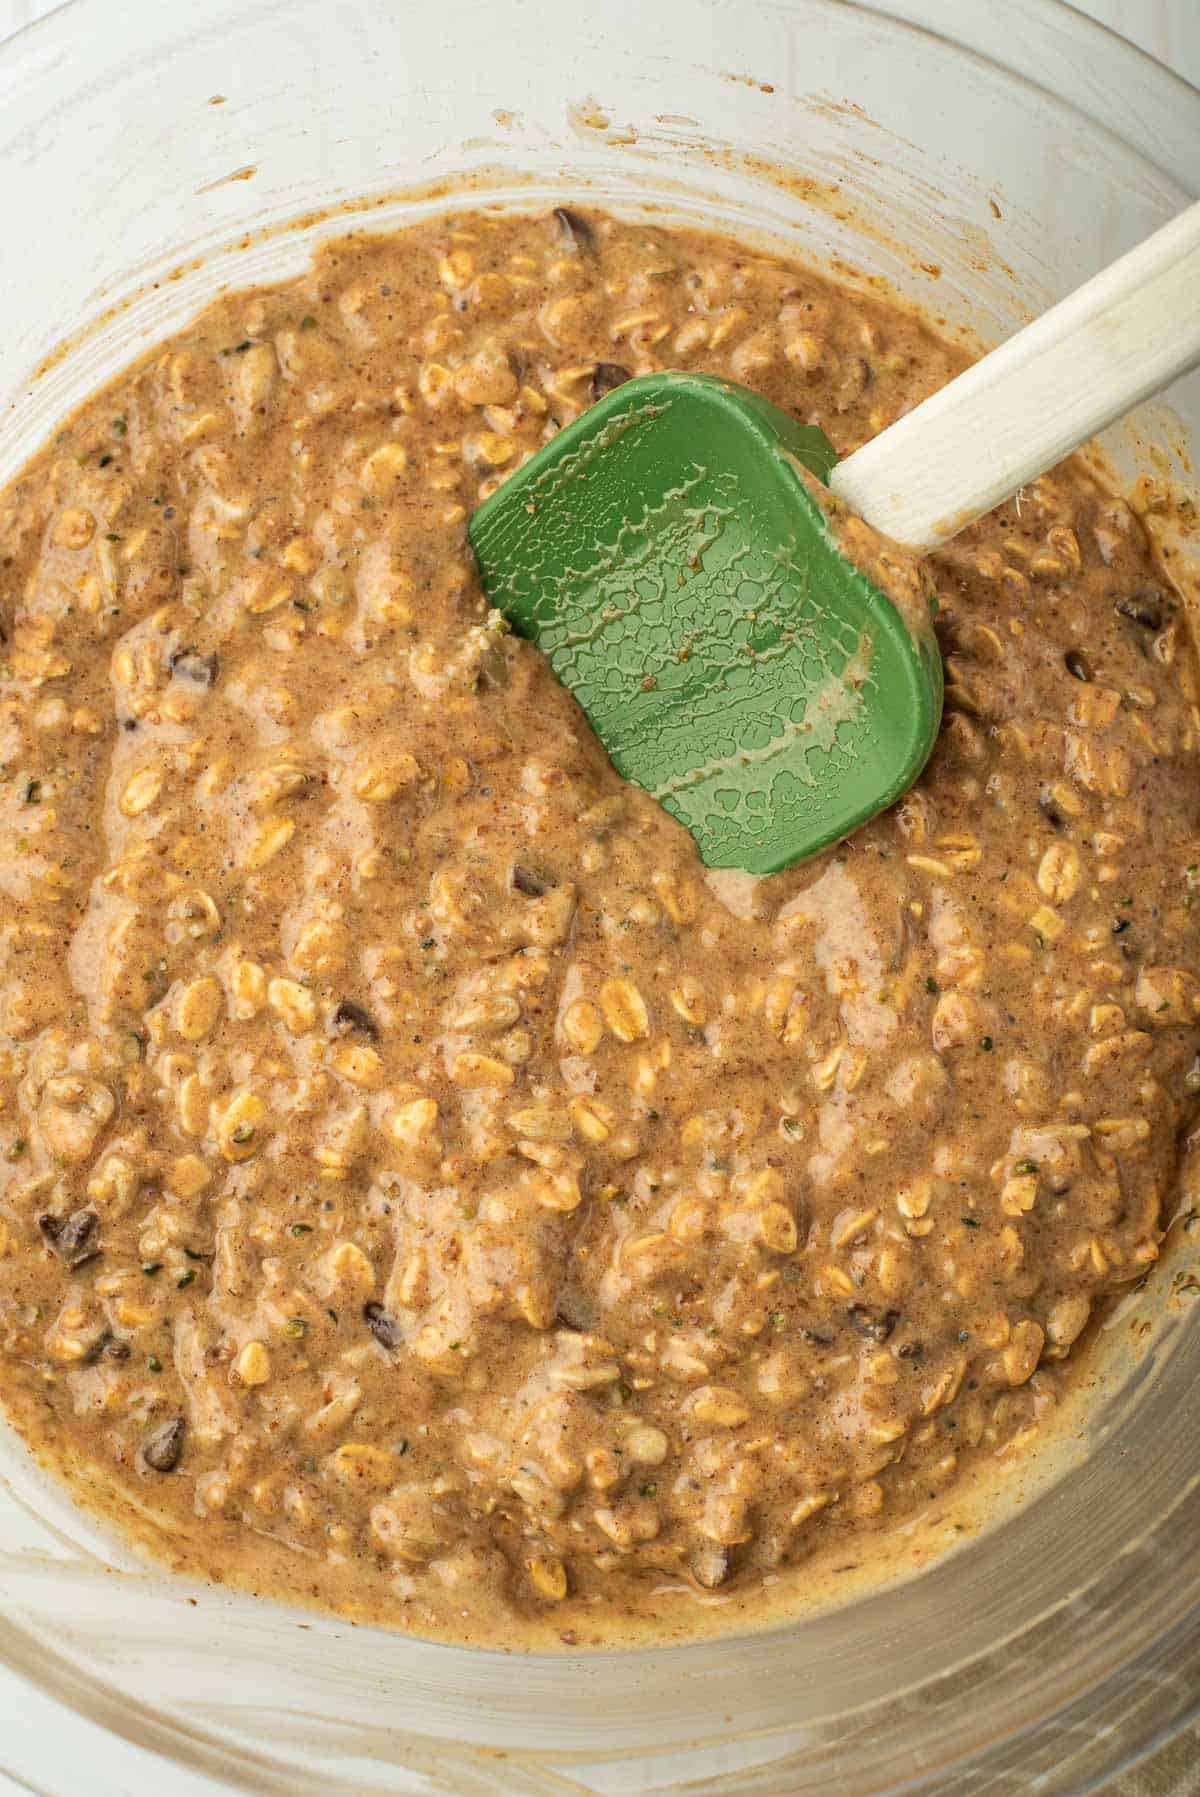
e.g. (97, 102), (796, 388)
(830, 201), (1200, 553)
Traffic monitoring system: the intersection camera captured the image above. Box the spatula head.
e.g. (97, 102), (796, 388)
(468, 371), (942, 875)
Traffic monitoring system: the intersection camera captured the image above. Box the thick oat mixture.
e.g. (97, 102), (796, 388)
(0, 206), (1196, 1645)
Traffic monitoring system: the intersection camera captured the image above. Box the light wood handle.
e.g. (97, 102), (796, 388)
(830, 201), (1200, 552)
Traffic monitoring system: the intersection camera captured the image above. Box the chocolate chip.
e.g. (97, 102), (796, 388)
(143, 1417), (185, 1473)
(41, 1207), (101, 1269)
(329, 999), (379, 1040)
(511, 864), (555, 898)
(552, 207), (594, 253)
(589, 362), (633, 401)
(364, 1303), (402, 1350)
(1039, 795), (1064, 830)
(1064, 649), (1092, 681)
(847, 1304), (899, 1342)
(81, 1330), (114, 1366)
(169, 646), (219, 686)
(1115, 588), (1164, 631)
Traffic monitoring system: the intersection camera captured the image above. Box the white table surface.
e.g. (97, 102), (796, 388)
(0, 2), (1196, 1793)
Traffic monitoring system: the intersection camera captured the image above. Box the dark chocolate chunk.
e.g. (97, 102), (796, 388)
(589, 362), (632, 401)
(143, 1417), (185, 1473)
(330, 1000), (380, 1041)
(364, 1303), (402, 1350)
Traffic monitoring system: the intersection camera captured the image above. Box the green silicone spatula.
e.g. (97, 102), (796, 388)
(469, 204), (1200, 875)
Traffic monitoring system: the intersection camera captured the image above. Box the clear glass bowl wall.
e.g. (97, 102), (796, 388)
(0, 1), (1196, 1792)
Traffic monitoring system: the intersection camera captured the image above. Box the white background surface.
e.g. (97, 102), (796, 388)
(0, 1), (1195, 1793)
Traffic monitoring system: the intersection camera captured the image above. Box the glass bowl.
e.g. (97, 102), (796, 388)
(0, 1), (1197, 1791)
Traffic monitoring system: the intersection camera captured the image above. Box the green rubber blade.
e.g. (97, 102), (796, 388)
(469, 371), (942, 875)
